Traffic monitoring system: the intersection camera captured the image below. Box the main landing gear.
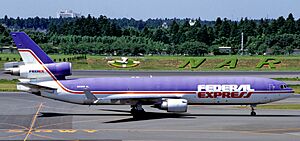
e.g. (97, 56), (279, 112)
(250, 105), (256, 116)
(130, 103), (145, 118)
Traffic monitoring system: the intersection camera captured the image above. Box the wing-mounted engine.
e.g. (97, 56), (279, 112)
(4, 62), (72, 80)
(155, 99), (188, 113)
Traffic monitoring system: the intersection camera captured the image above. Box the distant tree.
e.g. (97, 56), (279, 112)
(181, 20), (190, 33)
(284, 13), (296, 34)
(1, 13), (299, 56)
(214, 17), (222, 37)
(170, 20), (179, 34)
(197, 25), (209, 44)
(0, 24), (5, 33)
(296, 19), (300, 34)
(152, 29), (169, 43)
(276, 16), (286, 34)
(179, 41), (208, 56)
(271, 45), (282, 55)
(219, 18), (231, 38)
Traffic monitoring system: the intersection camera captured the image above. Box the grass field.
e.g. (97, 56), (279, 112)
(0, 79), (18, 92)
(273, 77), (300, 81)
(1, 53), (300, 71)
(257, 104), (300, 110)
(236, 104), (300, 110)
(289, 85), (300, 94)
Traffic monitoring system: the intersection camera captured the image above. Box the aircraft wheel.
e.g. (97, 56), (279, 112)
(130, 108), (136, 114)
(131, 108), (145, 114)
(250, 104), (257, 116)
(130, 103), (145, 118)
(131, 109), (145, 119)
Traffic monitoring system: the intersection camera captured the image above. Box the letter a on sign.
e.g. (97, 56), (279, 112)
(216, 58), (238, 69)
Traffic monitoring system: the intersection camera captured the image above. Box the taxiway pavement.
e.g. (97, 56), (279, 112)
(0, 92), (299, 141)
(1, 70), (300, 80)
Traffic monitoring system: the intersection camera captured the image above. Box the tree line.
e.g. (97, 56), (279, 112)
(1, 13), (300, 55)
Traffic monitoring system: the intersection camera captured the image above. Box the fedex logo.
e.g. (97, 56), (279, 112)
(197, 84), (254, 98)
(29, 70), (45, 73)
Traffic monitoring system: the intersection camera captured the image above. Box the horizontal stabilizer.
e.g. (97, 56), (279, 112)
(18, 82), (57, 90)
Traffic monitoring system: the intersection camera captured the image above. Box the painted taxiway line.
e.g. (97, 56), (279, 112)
(23, 103), (43, 141)
(3, 128), (299, 136)
(0, 128), (295, 139)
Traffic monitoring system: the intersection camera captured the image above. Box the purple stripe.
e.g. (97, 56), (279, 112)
(60, 76), (292, 92)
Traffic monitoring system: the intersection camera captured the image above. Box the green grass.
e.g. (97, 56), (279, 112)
(0, 79), (18, 92)
(75, 55), (300, 71)
(257, 104), (300, 110)
(289, 85), (300, 94)
(1, 53), (300, 71)
(236, 104), (300, 110)
(273, 77), (300, 81)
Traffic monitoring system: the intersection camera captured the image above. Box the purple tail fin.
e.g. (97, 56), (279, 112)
(10, 32), (54, 64)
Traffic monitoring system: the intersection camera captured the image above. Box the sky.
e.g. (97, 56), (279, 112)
(1, 0), (299, 20)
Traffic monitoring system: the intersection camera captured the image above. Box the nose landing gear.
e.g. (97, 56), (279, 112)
(250, 105), (256, 116)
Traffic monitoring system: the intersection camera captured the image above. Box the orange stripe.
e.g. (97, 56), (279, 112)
(91, 91), (293, 94)
(19, 49), (83, 94)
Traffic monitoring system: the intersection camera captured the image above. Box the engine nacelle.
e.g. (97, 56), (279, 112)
(45, 62), (72, 78)
(4, 62), (72, 79)
(3, 62), (23, 75)
(4, 62), (23, 69)
(159, 99), (188, 113)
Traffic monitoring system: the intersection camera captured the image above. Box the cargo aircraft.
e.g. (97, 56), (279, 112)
(4, 32), (294, 117)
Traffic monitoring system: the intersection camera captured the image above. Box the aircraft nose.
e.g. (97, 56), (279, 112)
(284, 84), (295, 95)
(287, 86), (295, 93)
(276, 81), (294, 93)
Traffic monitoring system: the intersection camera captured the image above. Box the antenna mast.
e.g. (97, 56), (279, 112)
(240, 32), (244, 55)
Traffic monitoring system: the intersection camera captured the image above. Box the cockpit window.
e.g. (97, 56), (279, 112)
(280, 85), (287, 89)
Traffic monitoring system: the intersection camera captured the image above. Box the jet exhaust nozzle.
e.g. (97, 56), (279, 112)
(3, 68), (20, 76)
(3, 62), (23, 76)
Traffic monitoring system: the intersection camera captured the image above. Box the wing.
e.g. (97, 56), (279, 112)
(103, 94), (182, 100)
(84, 90), (183, 105)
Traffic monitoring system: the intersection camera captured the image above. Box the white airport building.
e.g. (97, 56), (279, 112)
(57, 10), (81, 18)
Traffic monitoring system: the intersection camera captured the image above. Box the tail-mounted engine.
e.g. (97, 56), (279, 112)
(45, 62), (72, 79)
(3, 62), (23, 76)
(4, 62), (72, 80)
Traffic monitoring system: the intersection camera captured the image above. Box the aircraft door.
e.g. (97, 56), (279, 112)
(269, 84), (275, 91)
